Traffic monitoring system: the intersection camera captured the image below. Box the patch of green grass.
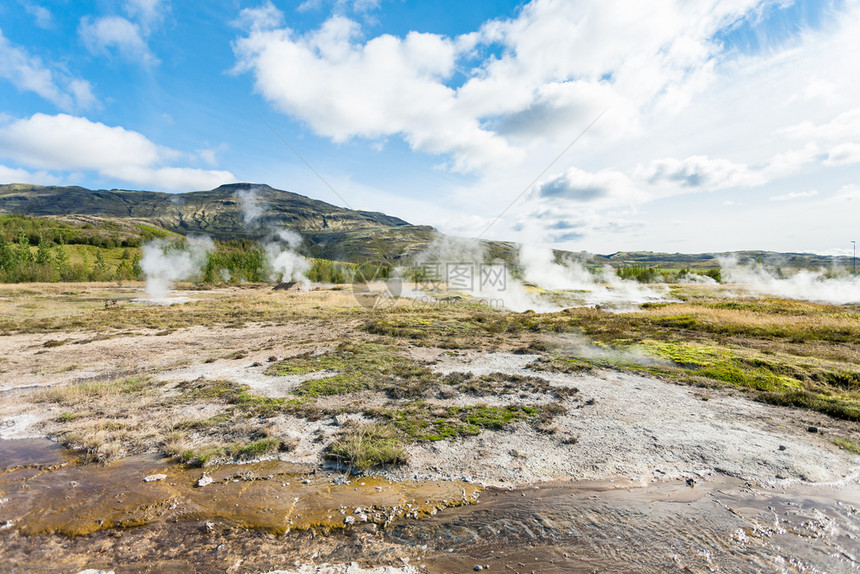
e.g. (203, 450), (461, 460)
(833, 437), (860, 454)
(56, 411), (87, 423)
(527, 356), (593, 374)
(176, 438), (282, 467)
(325, 423), (407, 471)
(269, 342), (433, 397)
(229, 437), (281, 460)
(373, 401), (564, 441)
(176, 379), (322, 419)
(438, 371), (578, 399)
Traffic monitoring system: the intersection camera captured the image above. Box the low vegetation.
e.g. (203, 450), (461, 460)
(5, 282), (859, 471)
(325, 423), (407, 471)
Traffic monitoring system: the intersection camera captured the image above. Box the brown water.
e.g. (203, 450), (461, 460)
(1, 439), (858, 573)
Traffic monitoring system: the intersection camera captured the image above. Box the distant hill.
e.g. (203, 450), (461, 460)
(0, 183), (851, 270)
(0, 183), (435, 262)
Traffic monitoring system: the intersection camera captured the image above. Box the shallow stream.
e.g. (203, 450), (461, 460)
(1, 438), (858, 573)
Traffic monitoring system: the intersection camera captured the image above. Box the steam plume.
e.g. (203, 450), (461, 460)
(720, 257), (860, 305)
(140, 236), (215, 298)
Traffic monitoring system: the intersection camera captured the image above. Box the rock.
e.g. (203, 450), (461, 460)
(196, 474), (213, 488)
(474, 566), (483, 571)
(686, 477), (696, 488)
(267, 356), (278, 362)
(807, 426), (819, 433)
(334, 415), (348, 426)
(143, 473), (167, 482)
(778, 445), (787, 451)
(344, 515), (356, 525)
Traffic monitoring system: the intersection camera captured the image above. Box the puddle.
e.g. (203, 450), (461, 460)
(0, 438), (73, 470)
(0, 439), (480, 538)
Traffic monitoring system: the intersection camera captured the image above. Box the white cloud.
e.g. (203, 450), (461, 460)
(234, 1), (768, 173)
(79, 16), (158, 66)
(0, 164), (61, 185)
(769, 190), (818, 201)
(125, 0), (167, 32)
(779, 107), (860, 142)
(638, 155), (765, 190)
(297, 0), (381, 14)
(235, 15), (520, 172)
(234, 0), (860, 253)
(22, 3), (54, 29)
(536, 167), (644, 204)
(0, 114), (237, 191)
(234, 1), (284, 31)
(0, 29), (96, 110)
(824, 142), (860, 166)
(832, 184), (860, 202)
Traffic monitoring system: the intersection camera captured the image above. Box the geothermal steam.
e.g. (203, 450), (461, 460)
(266, 228), (311, 287)
(140, 236), (215, 299)
(720, 257), (860, 305)
(234, 187), (311, 287)
(409, 237), (669, 313)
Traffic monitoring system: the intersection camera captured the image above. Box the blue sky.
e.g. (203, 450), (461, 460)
(1, 0), (858, 255)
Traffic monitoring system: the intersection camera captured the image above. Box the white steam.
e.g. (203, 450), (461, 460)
(235, 187), (264, 227)
(266, 228), (311, 287)
(235, 187), (311, 288)
(140, 236), (215, 299)
(407, 237), (670, 313)
(720, 257), (860, 305)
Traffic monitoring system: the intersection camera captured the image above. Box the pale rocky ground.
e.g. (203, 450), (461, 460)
(2, 325), (857, 489)
(1, 293), (858, 574)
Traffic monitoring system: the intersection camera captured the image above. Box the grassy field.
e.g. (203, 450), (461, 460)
(3, 281), (858, 470)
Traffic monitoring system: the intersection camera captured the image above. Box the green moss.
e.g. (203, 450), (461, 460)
(325, 423), (407, 471)
(373, 401), (562, 441)
(269, 342), (433, 397)
(833, 437), (860, 454)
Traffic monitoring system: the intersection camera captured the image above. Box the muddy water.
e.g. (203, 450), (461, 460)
(403, 477), (860, 573)
(1, 439), (858, 573)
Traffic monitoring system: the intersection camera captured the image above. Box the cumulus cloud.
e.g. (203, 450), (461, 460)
(22, 3), (53, 29)
(0, 113), (237, 191)
(0, 164), (61, 185)
(0, 29), (96, 110)
(639, 155), (765, 190)
(79, 0), (168, 66)
(79, 16), (157, 66)
(233, 0), (860, 252)
(125, 0), (168, 32)
(234, 1), (772, 173)
(537, 167), (642, 203)
(824, 142), (860, 166)
(234, 13), (520, 172)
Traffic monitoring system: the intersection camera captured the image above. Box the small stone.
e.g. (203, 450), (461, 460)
(778, 445), (787, 451)
(197, 474), (214, 488)
(334, 415), (348, 426)
(807, 426), (819, 433)
(344, 516), (356, 525)
(474, 566), (483, 572)
(686, 477), (696, 488)
(143, 473), (167, 482)
(268, 356), (278, 362)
